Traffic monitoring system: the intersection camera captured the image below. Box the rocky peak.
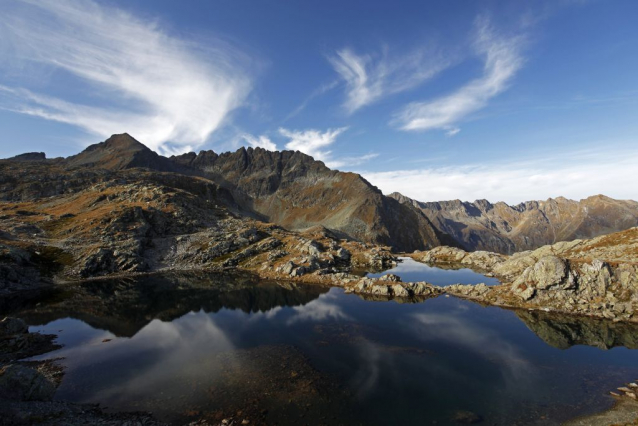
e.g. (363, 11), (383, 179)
(392, 192), (638, 254)
(65, 133), (178, 172)
(5, 152), (46, 162)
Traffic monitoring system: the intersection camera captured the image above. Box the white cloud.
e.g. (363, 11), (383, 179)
(393, 16), (525, 133)
(286, 293), (351, 325)
(329, 46), (452, 113)
(237, 127), (376, 169)
(279, 126), (348, 166)
(241, 133), (277, 151)
(361, 148), (638, 204)
(445, 127), (461, 137)
(0, 0), (252, 155)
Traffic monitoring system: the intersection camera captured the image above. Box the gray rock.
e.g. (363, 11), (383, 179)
(379, 274), (402, 282)
(0, 364), (57, 401)
(391, 284), (410, 297)
(0, 317), (28, 336)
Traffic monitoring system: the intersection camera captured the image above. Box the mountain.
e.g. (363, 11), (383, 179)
(170, 146), (451, 251)
(65, 133), (182, 172)
(4, 134), (446, 252)
(390, 192), (638, 254)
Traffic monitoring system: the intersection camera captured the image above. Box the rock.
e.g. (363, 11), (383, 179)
(0, 317), (28, 336)
(302, 240), (323, 256)
(391, 284), (410, 297)
(512, 282), (536, 301)
(336, 247), (351, 261)
(529, 256), (567, 289)
(379, 274), (402, 282)
(0, 364), (57, 401)
(290, 266), (306, 277)
(281, 261), (295, 275)
(370, 284), (391, 296)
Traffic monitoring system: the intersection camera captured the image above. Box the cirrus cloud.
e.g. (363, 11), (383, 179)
(0, 0), (253, 155)
(329, 46), (453, 114)
(393, 16), (525, 133)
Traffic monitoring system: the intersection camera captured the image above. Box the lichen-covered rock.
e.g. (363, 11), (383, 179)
(379, 274), (401, 282)
(391, 284), (410, 297)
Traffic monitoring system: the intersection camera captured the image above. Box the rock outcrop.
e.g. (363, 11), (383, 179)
(390, 192), (638, 254)
(412, 227), (638, 321)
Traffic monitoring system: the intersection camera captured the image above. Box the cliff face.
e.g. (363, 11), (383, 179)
(390, 192), (638, 254)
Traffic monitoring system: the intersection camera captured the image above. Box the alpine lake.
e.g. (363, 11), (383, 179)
(14, 257), (638, 425)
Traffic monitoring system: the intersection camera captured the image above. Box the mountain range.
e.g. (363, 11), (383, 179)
(5, 133), (638, 254)
(390, 192), (638, 253)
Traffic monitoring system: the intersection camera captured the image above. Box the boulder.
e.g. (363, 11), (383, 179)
(0, 317), (28, 336)
(379, 274), (402, 282)
(0, 364), (56, 401)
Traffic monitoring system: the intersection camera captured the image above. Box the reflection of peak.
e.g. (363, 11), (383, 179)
(515, 310), (638, 350)
(19, 272), (328, 337)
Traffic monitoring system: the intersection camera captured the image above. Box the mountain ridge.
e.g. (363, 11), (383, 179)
(3, 133), (448, 252)
(390, 191), (638, 254)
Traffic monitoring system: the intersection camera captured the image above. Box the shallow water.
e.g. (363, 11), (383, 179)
(20, 272), (638, 425)
(367, 256), (501, 285)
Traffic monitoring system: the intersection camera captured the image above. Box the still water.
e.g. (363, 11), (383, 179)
(367, 256), (501, 285)
(20, 271), (638, 425)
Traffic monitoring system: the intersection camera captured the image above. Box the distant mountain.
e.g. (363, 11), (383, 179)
(7, 133), (447, 252)
(390, 192), (638, 254)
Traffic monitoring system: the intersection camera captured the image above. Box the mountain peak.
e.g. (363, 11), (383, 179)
(65, 133), (171, 171)
(5, 152), (47, 162)
(100, 133), (148, 152)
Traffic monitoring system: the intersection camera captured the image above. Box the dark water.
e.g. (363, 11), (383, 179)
(20, 272), (638, 425)
(367, 256), (501, 285)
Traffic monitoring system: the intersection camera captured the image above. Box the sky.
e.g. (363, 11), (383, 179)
(0, 0), (637, 204)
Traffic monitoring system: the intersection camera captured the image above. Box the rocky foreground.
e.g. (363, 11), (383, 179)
(408, 226), (638, 322)
(3, 133), (638, 424)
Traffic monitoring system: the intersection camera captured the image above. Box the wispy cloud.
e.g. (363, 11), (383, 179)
(0, 0), (253, 155)
(240, 133), (277, 151)
(283, 80), (339, 122)
(329, 46), (452, 113)
(361, 147), (638, 204)
(393, 16), (525, 133)
(279, 126), (348, 167)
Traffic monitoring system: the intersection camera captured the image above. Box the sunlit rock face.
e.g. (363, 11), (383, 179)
(390, 192), (638, 254)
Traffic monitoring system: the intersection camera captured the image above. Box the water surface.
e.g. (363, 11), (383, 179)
(367, 256), (500, 285)
(20, 271), (638, 425)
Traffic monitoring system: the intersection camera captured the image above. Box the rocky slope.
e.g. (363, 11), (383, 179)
(170, 142), (451, 251)
(390, 192), (638, 254)
(22, 133), (446, 252)
(0, 144), (408, 299)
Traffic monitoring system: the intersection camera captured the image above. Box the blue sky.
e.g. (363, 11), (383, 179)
(1, 0), (637, 203)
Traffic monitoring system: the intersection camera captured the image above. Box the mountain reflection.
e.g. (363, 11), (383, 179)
(516, 310), (638, 350)
(18, 271), (328, 337)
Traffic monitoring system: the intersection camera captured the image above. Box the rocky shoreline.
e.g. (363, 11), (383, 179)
(405, 228), (638, 323)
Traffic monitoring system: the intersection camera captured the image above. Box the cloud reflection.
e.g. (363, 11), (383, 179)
(286, 293), (351, 325)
